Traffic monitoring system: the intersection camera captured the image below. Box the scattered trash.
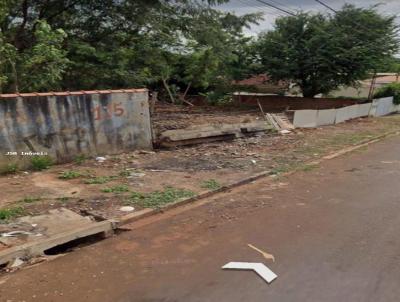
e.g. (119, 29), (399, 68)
(280, 129), (291, 135)
(119, 206), (135, 212)
(251, 159), (257, 165)
(1, 231), (33, 237)
(248, 244), (275, 262)
(222, 262), (277, 283)
(9, 257), (24, 268)
(127, 172), (146, 178)
(96, 157), (106, 162)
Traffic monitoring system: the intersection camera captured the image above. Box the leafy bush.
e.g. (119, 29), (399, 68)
(374, 82), (400, 104)
(30, 156), (53, 171)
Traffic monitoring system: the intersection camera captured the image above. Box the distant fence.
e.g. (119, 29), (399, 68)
(293, 97), (398, 128)
(233, 94), (367, 112)
(0, 89), (152, 171)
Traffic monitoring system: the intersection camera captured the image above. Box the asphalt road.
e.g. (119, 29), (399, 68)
(1, 135), (400, 302)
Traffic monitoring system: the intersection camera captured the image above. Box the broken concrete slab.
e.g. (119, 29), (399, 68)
(222, 262), (277, 283)
(0, 208), (115, 266)
(293, 110), (318, 128)
(158, 121), (270, 147)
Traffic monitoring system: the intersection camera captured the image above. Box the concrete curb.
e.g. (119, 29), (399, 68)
(116, 130), (400, 227)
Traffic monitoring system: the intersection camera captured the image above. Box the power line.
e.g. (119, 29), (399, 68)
(268, 0), (298, 15)
(241, 0), (287, 18)
(254, 0), (296, 16)
(314, 0), (338, 13)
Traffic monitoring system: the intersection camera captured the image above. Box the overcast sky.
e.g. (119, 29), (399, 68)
(218, 0), (400, 35)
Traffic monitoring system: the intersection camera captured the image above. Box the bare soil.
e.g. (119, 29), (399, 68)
(0, 104), (399, 221)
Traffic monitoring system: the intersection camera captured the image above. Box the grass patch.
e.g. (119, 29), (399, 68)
(127, 187), (195, 208)
(31, 156), (53, 171)
(59, 170), (82, 179)
(56, 197), (71, 202)
(201, 179), (222, 190)
(0, 206), (25, 221)
(74, 154), (87, 165)
(18, 196), (42, 203)
(297, 163), (319, 172)
(84, 176), (116, 184)
(102, 185), (130, 193)
(119, 170), (131, 177)
(1, 163), (19, 175)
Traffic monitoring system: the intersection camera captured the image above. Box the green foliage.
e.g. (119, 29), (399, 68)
(128, 187), (195, 208)
(0, 0), (259, 97)
(119, 170), (131, 177)
(0, 206), (24, 221)
(255, 5), (399, 97)
(18, 196), (42, 203)
(201, 179), (222, 190)
(59, 170), (82, 180)
(30, 156), (53, 171)
(102, 185), (130, 193)
(1, 163), (18, 174)
(84, 176), (116, 184)
(74, 154), (87, 165)
(374, 83), (400, 104)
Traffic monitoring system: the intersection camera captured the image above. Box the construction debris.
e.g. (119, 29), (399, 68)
(119, 206), (135, 212)
(222, 262), (277, 283)
(265, 113), (294, 131)
(0, 208), (115, 266)
(158, 121), (271, 148)
(248, 244), (275, 262)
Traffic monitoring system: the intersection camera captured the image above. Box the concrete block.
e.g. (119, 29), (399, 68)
(317, 109), (336, 126)
(357, 103), (372, 117)
(347, 105), (360, 119)
(293, 110), (318, 128)
(335, 107), (349, 124)
(375, 97), (394, 117)
(369, 99), (379, 117)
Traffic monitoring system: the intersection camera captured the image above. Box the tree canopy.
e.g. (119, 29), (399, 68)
(0, 0), (260, 95)
(255, 4), (399, 97)
(0, 1), (399, 100)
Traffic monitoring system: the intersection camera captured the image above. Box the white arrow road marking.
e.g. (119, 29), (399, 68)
(222, 262), (277, 283)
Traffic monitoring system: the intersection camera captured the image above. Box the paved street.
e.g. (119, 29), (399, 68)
(1, 135), (400, 302)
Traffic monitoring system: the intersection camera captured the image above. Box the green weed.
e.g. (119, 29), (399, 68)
(18, 196), (42, 203)
(0, 207), (25, 221)
(59, 170), (82, 179)
(102, 185), (130, 193)
(127, 187), (195, 208)
(201, 179), (222, 190)
(2, 163), (18, 175)
(74, 154), (87, 165)
(119, 170), (131, 177)
(84, 176), (116, 184)
(31, 156), (53, 171)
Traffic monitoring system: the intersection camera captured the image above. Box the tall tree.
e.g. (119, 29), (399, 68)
(255, 5), (399, 97)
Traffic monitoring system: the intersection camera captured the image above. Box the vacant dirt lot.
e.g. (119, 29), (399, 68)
(0, 111), (399, 221)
